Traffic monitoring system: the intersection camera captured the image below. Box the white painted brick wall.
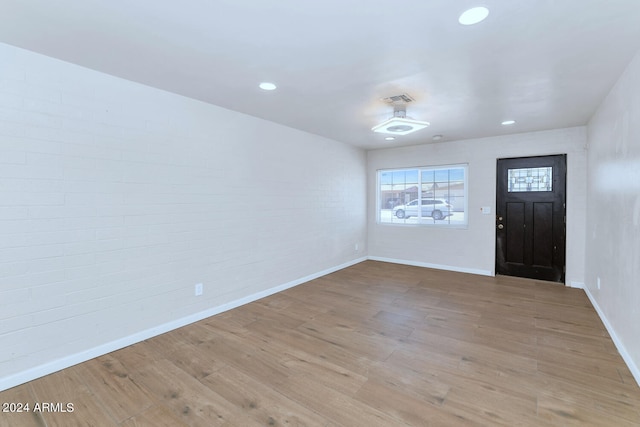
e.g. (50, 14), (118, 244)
(586, 49), (640, 382)
(0, 42), (367, 385)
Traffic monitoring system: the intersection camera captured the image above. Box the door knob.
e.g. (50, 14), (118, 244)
(497, 224), (504, 229)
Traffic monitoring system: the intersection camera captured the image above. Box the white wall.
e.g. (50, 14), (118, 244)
(367, 127), (588, 283)
(0, 43), (367, 389)
(586, 49), (640, 382)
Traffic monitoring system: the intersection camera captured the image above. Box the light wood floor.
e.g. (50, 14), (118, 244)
(2, 261), (640, 426)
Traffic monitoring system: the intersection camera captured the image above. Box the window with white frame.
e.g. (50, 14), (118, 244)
(377, 164), (468, 226)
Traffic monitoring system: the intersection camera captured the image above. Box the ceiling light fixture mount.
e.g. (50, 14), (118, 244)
(372, 106), (430, 136)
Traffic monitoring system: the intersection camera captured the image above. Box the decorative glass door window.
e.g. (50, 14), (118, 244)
(508, 167), (552, 192)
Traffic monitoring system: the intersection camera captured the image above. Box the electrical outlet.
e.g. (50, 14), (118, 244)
(195, 283), (203, 296)
(597, 277), (601, 290)
(355, 243), (359, 252)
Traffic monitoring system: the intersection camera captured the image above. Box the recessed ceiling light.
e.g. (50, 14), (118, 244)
(459, 6), (489, 25)
(259, 82), (277, 91)
(432, 134), (443, 141)
(385, 136), (396, 141)
(501, 120), (516, 125)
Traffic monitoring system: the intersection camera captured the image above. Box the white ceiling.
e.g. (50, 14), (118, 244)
(2, 0), (640, 149)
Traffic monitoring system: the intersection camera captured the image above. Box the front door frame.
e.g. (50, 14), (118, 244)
(495, 154), (567, 283)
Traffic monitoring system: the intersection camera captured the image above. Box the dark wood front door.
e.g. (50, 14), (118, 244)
(496, 155), (566, 283)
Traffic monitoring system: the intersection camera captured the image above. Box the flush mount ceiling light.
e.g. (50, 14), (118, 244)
(259, 82), (277, 91)
(459, 6), (490, 25)
(372, 108), (430, 136)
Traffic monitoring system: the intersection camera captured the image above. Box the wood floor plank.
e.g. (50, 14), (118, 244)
(537, 361), (640, 406)
(536, 327), (612, 354)
(536, 345), (622, 379)
(364, 357), (451, 407)
(109, 341), (164, 372)
(129, 358), (236, 427)
(0, 384), (45, 427)
(354, 378), (455, 426)
(74, 354), (155, 423)
(619, 365), (640, 385)
(28, 366), (90, 403)
(536, 393), (640, 427)
(441, 378), (539, 426)
(276, 373), (406, 427)
(536, 376), (640, 424)
(38, 389), (115, 427)
(199, 364), (331, 426)
(119, 404), (190, 427)
(1, 260), (639, 426)
(26, 367), (117, 425)
(311, 308), (416, 340)
(296, 320), (400, 362)
(243, 315), (374, 378)
(159, 340), (226, 381)
(272, 342), (369, 396)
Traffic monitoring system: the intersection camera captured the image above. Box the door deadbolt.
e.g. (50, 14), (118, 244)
(498, 224), (504, 229)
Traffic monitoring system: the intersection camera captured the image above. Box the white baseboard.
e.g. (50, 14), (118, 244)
(0, 257), (367, 392)
(367, 256), (493, 277)
(581, 285), (640, 388)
